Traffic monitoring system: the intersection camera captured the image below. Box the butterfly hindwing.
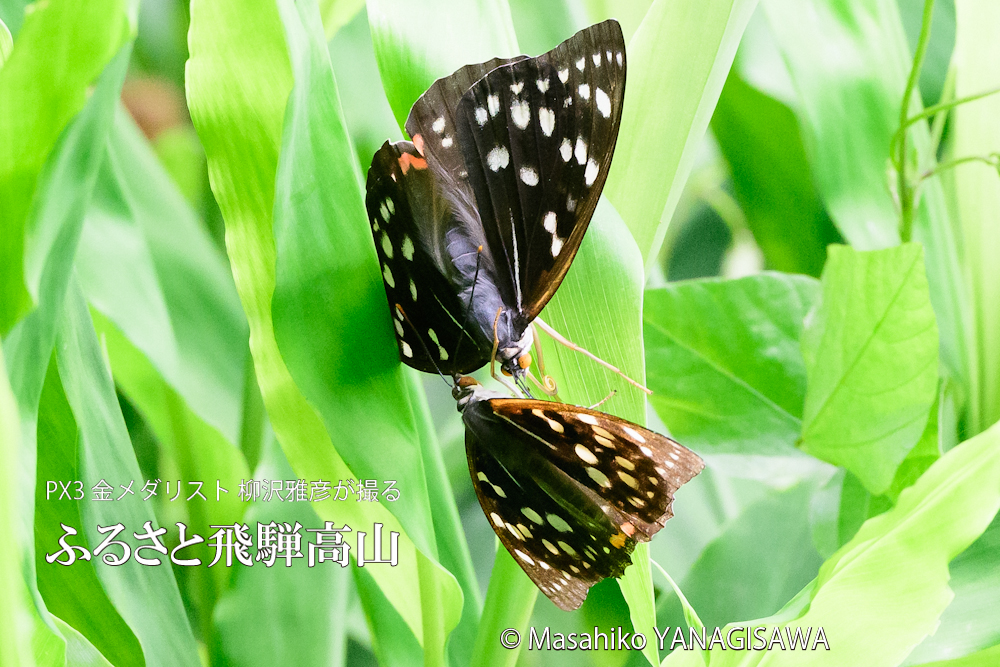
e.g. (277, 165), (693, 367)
(463, 399), (639, 610)
(462, 394), (703, 610)
(366, 141), (490, 374)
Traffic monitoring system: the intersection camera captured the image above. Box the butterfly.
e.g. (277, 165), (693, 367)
(366, 20), (626, 388)
(453, 375), (704, 610)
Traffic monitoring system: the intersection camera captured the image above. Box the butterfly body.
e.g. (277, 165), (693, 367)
(453, 376), (704, 610)
(366, 20), (627, 381)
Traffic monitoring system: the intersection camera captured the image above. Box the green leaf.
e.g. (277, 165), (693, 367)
(0, 17), (12, 65)
(367, 0), (519, 128)
(762, 0), (969, 394)
(644, 273), (820, 455)
(2, 31), (132, 666)
(211, 435), (349, 667)
(665, 418), (1000, 667)
(905, 515), (1000, 665)
(657, 481), (823, 635)
(35, 356), (144, 667)
(602, 0), (757, 265)
(950, 0), (1000, 436)
(0, 347), (32, 667)
(186, 0), (461, 650)
(915, 644), (1000, 667)
(54, 616), (117, 667)
(711, 70), (841, 277)
(0, 0), (130, 333)
(800, 243), (939, 494)
(56, 281), (201, 666)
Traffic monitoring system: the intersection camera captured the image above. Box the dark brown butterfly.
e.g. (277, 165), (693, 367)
(453, 376), (704, 610)
(366, 20), (626, 386)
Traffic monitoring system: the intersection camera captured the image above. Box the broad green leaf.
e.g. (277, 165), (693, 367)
(271, 0), (436, 565)
(78, 111), (248, 444)
(951, 0), (1000, 436)
(186, 0), (461, 649)
(470, 549), (538, 667)
(272, 0), (465, 661)
(664, 418), (1000, 667)
(0, 0), (130, 333)
(211, 435), (349, 667)
(35, 357), (144, 667)
(800, 244), (938, 494)
(539, 201), (658, 667)
(905, 515), (1000, 664)
(56, 281), (200, 666)
(509, 0), (575, 54)
(603, 0), (757, 265)
(367, 0), (519, 128)
(319, 0), (365, 38)
(644, 273), (820, 455)
(2, 34), (131, 667)
(656, 482), (823, 637)
(0, 347), (32, 667)
(711, 70), (840, 277)
(54, 616), (116, 667)
(762, 0), (969, 394)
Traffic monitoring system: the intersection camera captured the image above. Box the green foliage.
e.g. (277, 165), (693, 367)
(2, 0), (1000, 666)
(800, 244), (939, 494)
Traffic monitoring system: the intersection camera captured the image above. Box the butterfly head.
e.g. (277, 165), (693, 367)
(496, 326), (534, 380)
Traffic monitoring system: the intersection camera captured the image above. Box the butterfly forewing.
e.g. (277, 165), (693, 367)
(452, 20), (626, 326)
(366, 141), (490, 374)
(463, 394), (703, 610)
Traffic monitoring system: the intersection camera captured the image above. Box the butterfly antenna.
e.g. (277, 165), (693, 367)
(529, 322), (559, 396)
(588, 389), (616, 410)
(533, 316), (653, 395)
(450, 245), (483, 363)
(395, 304), (453, 390)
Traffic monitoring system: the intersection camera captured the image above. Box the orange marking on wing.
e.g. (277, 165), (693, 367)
(412, 133), (425, 156)
(610, 531), (627, 549)
(398, 152), (428, 174)
(620, 522), (635, 537)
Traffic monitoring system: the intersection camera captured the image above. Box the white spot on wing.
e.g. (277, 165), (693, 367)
(587, 467), (611, 488)
(409, 279), (417, 301)
(576, 413), (599, 425)
(596, 87), (611, 117)
(575, 137), (587, 164)
(514, 549), (534, 564)
(441, 135), (453, 148)
(381, 233), (393, 258)
(575, 444), (598, 464)
(511, 99), (530, 129)
(431, 116), (445, 133)
(616, 51), (623, 66)
(559, 138), (572, 162)
(536, 78), (549, 93)
(401, 235), (414, 260)
(585, 158), (599, 186)
(487, 146), (510, 171)
(510, 81), (524, 95)
(548, 514), (572, 532)
(539, 107), (555, 136)
(488, 93), (500, 117)
(593, 52), (601, 66)
(401, 341), (413, 357)
(558, 68), (569, 83)
(520, 167), (538, 186)
(379, 202), (389, 221)
(385, 198), (394, 214)
(543, 211), (557, 233)
(382, 264), (395, 288)
(475, 106), (488, 126)
(566, 195), (576, 212)
(576, 56), (586, 71)
(578, 84), (590, 100)
(623, 426), (645, 443)
(393, 319), (403, 336)
(551, 236), (563, 257)
(522, 507), (543, 524)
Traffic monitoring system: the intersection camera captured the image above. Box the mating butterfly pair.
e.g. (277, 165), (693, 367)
(365, 19), (703, 610)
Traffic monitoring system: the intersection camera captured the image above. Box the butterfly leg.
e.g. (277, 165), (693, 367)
(491, 307), (523, 396)
(533, 317), (653, 395)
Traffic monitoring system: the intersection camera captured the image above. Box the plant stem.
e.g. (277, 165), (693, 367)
(898, 0), (937, 243)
